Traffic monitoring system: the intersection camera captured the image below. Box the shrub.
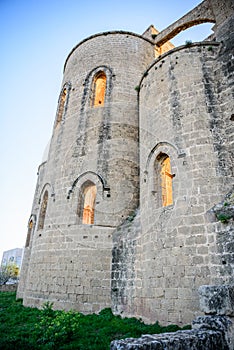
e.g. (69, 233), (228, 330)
(35, 302), (80, 348)
(217, 213), (232, 223)
(185, 40), (192, 46)
(135, 85), (140, 92)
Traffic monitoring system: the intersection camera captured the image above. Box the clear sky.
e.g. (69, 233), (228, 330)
(0, 0), (213, 261)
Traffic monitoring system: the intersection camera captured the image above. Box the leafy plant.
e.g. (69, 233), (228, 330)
(135, 85), (140, 92)
(217, 213), (232, 223)
(36, 302), (80, 348)
(185, 40), (192, 46)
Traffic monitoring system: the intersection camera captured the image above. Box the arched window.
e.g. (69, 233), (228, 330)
(25, 220), (33, 247)
(156, 153), (173, 207)
(55, 87), (67, 127)
(82, 184), (97, 224)
(77, 181), (97, 224)
(38, 190), (48, 230)
(92, 72), (106, 107)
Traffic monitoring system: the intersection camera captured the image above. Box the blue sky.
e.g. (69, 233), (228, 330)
(0, 0), (213, 261)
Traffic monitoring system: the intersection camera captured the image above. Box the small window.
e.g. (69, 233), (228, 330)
(77, 181), (97, 225)
(156, 153), (173, 207)
(92, 72), (106, 107)
(55, 87), (67, 127)
(25, 220), (33, 247)
(161, 156), (173, 206)
(38, 190), (48, 230)
(82, 184), (97, 224)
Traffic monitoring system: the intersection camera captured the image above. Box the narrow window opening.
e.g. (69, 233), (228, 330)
(156, 153), (173, 207)
(38, 190), (48, 230)
(56, 87), (67, 127)
(82, 184), (97, 224)
(92, 72), (106, 107)
(160, 156), (173, 206)
(25, 220), (33, 247)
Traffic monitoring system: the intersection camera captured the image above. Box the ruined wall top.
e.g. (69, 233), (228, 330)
(153, 0), (233, 48)
(154, 0), (215, 47)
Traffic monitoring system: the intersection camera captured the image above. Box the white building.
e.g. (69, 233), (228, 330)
(1, 248), (23, 269)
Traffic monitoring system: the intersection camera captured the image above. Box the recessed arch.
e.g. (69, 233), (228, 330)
(144, 143), (180, 209)
(80, 66), (112, 112)
(68, 171), (109, 225)
(77, 180), (97, 225)
(55, 82), (71, 128)
(25, 215), (36, 247)
(67, 171), (109, 199)
(145, 141), (185, 174)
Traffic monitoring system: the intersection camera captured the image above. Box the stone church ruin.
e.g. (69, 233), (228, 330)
(18, 0), (234, 332)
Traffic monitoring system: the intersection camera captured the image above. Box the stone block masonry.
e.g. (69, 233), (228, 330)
(0, 284), (18, 292)
(18, 0), (234, 330)
(111, 285), (234, 349)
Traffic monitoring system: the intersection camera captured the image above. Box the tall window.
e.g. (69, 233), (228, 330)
(156, 153), (173, 207)
(38, 190), (48, 230)
(25, 220), (33, 247)
(82, 184), (97, 224)
(55, 87), (67, 127)
(79, 182), (97, 225)
(92, 72), (106, 107)
(160, 156), (173, 206)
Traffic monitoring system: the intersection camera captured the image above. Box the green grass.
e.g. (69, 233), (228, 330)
(0, 292), (190, 350)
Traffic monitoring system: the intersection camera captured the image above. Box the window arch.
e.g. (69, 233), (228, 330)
(55, 86), (68, 128)
(38, 190), (48, 230)
(92, 71), (106, 107)
(156, 153), (173, 207)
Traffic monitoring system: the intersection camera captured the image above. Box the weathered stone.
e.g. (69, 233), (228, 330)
(17, 0), (234, 328)
(192, 315), (234, 350)
(111, 329), (229, 350)
(198, 285), (234, 316)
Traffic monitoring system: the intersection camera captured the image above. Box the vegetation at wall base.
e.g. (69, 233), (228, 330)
(217, 213), (232, 223)
(0, 292), (191, 350)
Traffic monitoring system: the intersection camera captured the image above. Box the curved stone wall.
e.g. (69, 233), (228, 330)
(18, 0), (234, 328)
(137, 42), (233, 324)
(19, 32), (155, 312)
(49, 32), (155, 227)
